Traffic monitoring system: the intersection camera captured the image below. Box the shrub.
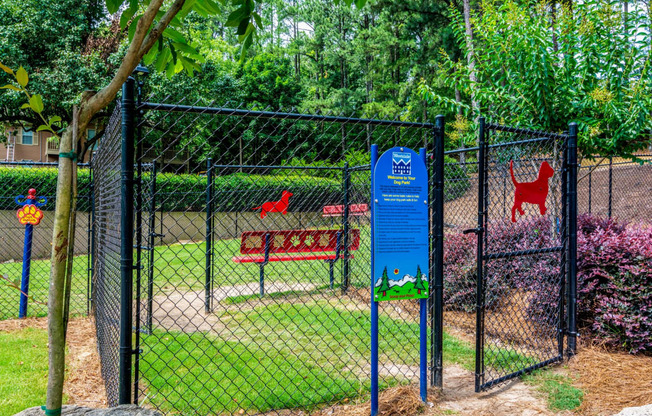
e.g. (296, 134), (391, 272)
(443, 213), (652, 354)
(0, 166), (92, 211)
(575, 215), (652, 354)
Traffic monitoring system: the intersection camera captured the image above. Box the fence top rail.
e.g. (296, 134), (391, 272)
(140, 102), (435, 129)
(485, 123), (569, 140)
(0, 161), (90, 167)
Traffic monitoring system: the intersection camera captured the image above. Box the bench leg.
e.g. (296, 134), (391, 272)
(259, 264), (265, 297)
(329, 261), (334, 290)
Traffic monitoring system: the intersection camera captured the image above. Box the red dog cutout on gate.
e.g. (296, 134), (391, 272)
(510, 160), (555, 222)
(252, 190), (293, 219)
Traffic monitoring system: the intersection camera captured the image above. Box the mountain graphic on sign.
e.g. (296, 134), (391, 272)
(374, 265), (428, 301)
(375, 274), (416, 288)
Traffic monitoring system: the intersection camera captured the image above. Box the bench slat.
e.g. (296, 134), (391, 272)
(239, 228), (360, 255)
(233, 253), (355, 263)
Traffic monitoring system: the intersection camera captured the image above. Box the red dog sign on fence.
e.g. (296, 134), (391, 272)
(252, 190), (293, 219)
(510, 160), (555, 222)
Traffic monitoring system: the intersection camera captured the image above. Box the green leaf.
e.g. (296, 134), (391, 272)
(252, 11), (262, 29)
(20, 103), (30, 109)
(237, 17), (250, 35)
(225, 7), (247, 27)
(16, 67), (28, 87)
(354, 0), (367, 7)
(128, 14), (142, 41)
(48, 116), (61, 125)
(163, 28), (186, 43)
(155, 48), (171, 72)
(171, 42), (199, 55)
(119, 2), (139, 29)
(106, 0), (124, 15)
(1, 84), (21, 92)
(143, 45), (158, 65)
(29, 94), (44, 113)
(0, 62), (13, 75)
(36, 125), (50, 132)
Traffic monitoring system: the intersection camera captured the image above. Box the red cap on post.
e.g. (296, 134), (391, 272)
(27, 189), (36, 199)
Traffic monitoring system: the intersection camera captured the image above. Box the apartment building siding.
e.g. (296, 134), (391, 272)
(1, 126), (93, 163)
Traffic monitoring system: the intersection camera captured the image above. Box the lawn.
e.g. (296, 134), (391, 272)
(139, 300), (421, 414)
(0, 327), (52, 416)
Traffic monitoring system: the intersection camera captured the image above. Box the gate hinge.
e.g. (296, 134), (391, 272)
(132, 348), (142, 355)
(463, 227), (483, 235)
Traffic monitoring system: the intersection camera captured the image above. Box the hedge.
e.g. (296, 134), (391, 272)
(1, 158), (472, 213)
(0, 167), (92, 211)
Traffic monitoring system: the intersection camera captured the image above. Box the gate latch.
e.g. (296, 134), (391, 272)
(462, 227), (483, 235)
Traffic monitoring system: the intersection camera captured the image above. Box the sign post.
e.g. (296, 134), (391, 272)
(16, 188), (46, 318)
(371, 146), (429, 414)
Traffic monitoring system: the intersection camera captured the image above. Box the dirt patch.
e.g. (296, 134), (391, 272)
(570, 344), (652, 416)
(313, 385), (426, 416)
(434, 365), (554, 416)
(64, 317), (107, 408)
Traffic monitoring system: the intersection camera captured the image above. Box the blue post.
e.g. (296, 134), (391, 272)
(18, 189), (40, 318)
(419, 148), (428, 403)
(370, 144), (379, 416)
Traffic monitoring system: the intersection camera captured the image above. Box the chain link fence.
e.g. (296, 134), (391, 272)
(89, 81), (438, 413)
(577, 153), (652, 223)
(0, 161), (92, 320)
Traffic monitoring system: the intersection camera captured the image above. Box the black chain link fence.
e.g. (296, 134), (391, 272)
(91, 103), (123, 405)
(0, 161), (91, 320)
(442, 123), (574, 391)
(88, 84), (438, 413)
(577, 153), (652, 223)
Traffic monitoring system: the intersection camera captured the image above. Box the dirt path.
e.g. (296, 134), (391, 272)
(434, 366), (553, 416)
(150, 282), (317, 333)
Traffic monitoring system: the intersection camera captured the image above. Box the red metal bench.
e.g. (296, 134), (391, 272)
(233, 229), (361, 296)
(322, 203), (369, 217)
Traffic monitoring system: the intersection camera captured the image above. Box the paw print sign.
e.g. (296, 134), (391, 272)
(17, 204), (44, 225)
(15, 188), (47, 226)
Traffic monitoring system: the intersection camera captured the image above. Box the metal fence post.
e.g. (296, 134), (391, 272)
(431, 115), (445, 388)
(88, 163), (95, 315)
(146, 162), (157, 333)
(205, 158), (213, 314)
(474, 117), (487, 393)
(567, 123), (578, 355)
(608, 156), (613, 218)
(342, 162), (350, 293)
(119, 77), (136, 405)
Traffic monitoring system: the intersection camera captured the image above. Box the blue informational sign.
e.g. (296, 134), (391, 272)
(372, 147), (429, 302)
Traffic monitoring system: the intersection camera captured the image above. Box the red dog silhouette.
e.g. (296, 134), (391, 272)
(510, 160), (555, 222)
(252, 190), (293, 219)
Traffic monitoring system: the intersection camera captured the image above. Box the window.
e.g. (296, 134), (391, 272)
(20, 127), (34, 145)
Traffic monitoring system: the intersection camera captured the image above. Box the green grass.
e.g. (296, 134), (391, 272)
(0, 255), (89, 320)
(523, 369), (583, 411)
(140, 300), (415, 414)
(0, 327), (52, 416)
(223, 283), (333, 304)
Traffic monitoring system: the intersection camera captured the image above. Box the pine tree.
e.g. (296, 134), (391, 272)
(414, 265), (426, 295)
(378, 266), (391, 298)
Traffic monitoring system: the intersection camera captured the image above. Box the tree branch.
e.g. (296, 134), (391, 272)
(138, 0), (187, 58)
(79, 0), (166, 129)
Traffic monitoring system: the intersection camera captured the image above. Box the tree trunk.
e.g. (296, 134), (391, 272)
(46, 118), (75, 413)
(463, 0), (479, 117)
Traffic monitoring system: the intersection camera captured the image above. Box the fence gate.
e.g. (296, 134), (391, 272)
(470, 120), (577, 391)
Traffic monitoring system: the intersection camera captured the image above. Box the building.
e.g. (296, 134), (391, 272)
(1, 126), (94, 163)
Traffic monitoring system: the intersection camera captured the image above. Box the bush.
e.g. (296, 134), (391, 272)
(0, 166), (92, 211)
(153, 172), (341, 212)
(444, 213), (652, 354)
(575, 215), (652, 354)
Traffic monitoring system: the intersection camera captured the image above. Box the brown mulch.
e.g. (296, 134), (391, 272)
(0, 316), (107, 408)
(570, 344), (652, 416)
(313, 386), (428, 416)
